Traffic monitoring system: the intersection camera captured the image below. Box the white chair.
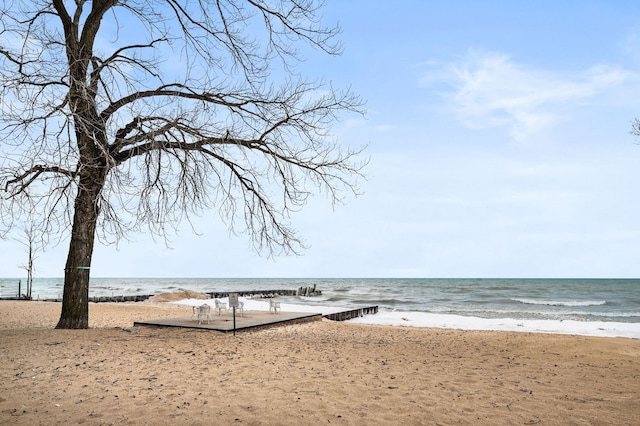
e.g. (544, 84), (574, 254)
(269, 299), (280, 314)
(236, 301), (244, 317)
(214, 299), (227, 315)
(197, 304), (211, 324)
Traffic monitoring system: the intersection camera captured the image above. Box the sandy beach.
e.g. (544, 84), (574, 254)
(1, 300), (638, 425)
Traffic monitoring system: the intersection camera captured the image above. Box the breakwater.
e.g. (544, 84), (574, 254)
(323, 306), (379, 321)
(206, 285), (321, 299)
(36, 294), (152, 303)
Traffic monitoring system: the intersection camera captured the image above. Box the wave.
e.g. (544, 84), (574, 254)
(347, 310), (640, 339)
(512, 298), (606, 307)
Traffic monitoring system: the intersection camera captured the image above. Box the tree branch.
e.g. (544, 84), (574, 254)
(4, 165), (76, 196)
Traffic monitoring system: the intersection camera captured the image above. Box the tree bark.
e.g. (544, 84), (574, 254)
(55, 176), (102, 329)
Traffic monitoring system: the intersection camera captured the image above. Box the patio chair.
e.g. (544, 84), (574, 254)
(197, 304), (211, 325)
(214, 299), (227, 315)
(269, 299), (280, 314)
(236, 301), (244, 317)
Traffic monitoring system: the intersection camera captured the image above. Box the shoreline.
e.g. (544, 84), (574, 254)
(1, 301), (640, 425)
(2, 297), (638, 339)
(179, 297), (640, 339)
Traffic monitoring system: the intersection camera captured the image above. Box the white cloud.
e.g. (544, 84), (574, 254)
(421, 51), (636, 143)
(374, 124), (394, 132)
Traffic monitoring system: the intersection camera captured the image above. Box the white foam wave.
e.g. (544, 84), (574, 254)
(347, 310), (640, 339)
(512, 298), (606, 307)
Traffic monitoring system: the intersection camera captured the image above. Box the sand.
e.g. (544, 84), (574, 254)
(1, 301), (638, 425)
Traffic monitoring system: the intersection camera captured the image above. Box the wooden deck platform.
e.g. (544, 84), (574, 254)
(133, 309), (323, 333)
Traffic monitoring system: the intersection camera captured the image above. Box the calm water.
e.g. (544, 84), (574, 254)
(2, 277), (638, 324)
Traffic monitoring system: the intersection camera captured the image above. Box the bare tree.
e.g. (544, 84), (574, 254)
(0, 0), (365, 329)
(17, 225), (38, 299)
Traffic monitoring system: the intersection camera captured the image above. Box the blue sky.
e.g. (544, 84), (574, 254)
(2, 0), (640, 278)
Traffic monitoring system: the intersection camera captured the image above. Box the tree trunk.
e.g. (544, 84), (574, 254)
(55, 177), (101, 329)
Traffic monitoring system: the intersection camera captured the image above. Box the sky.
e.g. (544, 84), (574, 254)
(2, 0), (640, 278)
